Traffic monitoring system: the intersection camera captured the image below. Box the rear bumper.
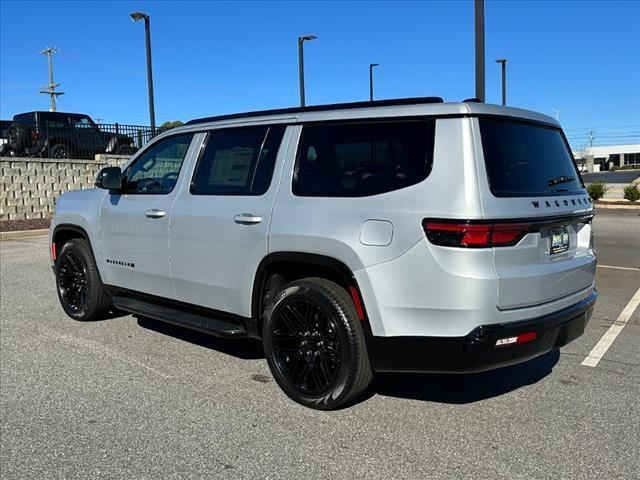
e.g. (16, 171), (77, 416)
(367, 291), (596, 373)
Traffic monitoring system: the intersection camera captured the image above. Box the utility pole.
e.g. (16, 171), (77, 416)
(474, 0), (485, 102)
(39, 47), (64, 112)
(369, 63), (379, 101)
(552, 108), (561, 121)
(589, 130), (595, 147)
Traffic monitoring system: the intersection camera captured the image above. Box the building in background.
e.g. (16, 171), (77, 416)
(573, 144), (640, 172)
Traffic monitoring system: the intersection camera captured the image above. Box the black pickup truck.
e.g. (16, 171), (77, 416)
(0, 111), (136, 159)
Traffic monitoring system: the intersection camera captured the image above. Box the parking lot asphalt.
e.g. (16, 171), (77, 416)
(1, 208), (639, 480)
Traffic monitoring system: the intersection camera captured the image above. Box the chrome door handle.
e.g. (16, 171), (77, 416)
(233, 213), (262, 225)
(145, 209), (166, 219)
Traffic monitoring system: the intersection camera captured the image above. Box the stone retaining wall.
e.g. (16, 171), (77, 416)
(0, 155), (129, 221)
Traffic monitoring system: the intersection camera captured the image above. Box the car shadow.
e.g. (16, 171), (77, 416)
(370, 349), (560, 404)
(133, 315), (559, 405)
(135, 315), (264, 360)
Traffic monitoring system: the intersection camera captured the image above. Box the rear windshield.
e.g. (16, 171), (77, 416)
(479, 118), (583, 197)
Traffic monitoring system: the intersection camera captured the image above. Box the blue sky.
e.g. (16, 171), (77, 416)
(1, 0), (639, 149)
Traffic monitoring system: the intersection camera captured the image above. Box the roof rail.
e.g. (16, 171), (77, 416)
(185, 96), (444, 125)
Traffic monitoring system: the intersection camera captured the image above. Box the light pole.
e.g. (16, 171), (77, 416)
(298, 34), (317, 107)
(131, 12), (156, 131)
(369, 63), (379, 101)
(474, 0), (485, 102)
(495, 58), (507, 105)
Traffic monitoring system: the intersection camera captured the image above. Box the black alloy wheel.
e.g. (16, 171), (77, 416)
(271, 298), (342, 396)
(263, 278), (372, 410)
(57, 249), (89, 314)
(50, 144), (70, 158)
(54, 239), (112, 321)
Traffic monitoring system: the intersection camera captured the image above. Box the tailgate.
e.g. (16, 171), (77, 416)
(492, 213), (596, 309)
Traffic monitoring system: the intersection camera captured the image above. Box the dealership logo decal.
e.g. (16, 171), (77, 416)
(531, 197), (591, 209)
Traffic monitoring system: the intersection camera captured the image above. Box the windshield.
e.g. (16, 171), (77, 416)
(479, 118), (583, 197)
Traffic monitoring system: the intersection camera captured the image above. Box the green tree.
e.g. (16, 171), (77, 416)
(159, 120), (184, 130)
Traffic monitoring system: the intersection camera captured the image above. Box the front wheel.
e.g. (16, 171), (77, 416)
(50, 143), (70, 159)
(263, 278), (372, 410)
(55, 239), (112, 321)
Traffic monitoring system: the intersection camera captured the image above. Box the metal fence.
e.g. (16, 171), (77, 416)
(0, 121), (165, 160)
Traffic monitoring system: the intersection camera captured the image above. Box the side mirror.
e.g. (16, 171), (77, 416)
(95, 166), (122, 191)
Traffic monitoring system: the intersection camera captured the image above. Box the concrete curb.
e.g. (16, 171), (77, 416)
(594, 202), (640, 210)
(0, 229), (49, 240)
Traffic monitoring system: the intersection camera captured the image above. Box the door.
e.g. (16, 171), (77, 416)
(70, 115), (101, 158)
(169, 124), (291, 317)
(99, 132), (198, 298)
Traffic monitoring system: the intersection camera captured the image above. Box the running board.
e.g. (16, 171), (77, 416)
(113, 295), (247, 338)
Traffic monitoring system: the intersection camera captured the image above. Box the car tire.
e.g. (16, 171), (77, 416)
(55, 238), (112, 321)
(116, 145), (136, 155)
(263, 277), (373, 410)
(50, 143), (70, 159)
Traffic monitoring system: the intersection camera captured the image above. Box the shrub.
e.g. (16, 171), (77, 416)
(586, 182), (609, 201)
(623, 184), (640, 202)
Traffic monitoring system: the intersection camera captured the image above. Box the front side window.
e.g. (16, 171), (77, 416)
(73, 117), (95, 129)
(123, 134), (194, 194)
(293, 120), (435, 197)
(190, 125), (286, 195)
(479, 118), (583, 197)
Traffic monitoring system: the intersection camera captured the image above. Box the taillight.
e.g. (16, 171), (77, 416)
(31, 131), (40, 142)
(423, 220), (531, 248)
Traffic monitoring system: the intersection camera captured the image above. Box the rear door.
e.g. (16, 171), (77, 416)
(474, 117), (596, 310)
(169, 124), (290, 317)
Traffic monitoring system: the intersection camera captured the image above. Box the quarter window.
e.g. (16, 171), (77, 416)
(190, 125), (286, 195)
(123, 134), (194, 194)
(293, 120), (435, 197)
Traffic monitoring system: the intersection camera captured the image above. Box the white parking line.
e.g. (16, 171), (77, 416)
(582, 287), (640, 367)
(597, 265), (639, 272)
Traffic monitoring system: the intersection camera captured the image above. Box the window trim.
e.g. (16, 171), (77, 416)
(478, 117), (585, 198)
(120, 132), (196, 196)
(292, 118), (436, 198)
(188, 124), (286, 197)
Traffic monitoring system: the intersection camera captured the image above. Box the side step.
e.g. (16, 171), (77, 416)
(113, 296), (247, 338)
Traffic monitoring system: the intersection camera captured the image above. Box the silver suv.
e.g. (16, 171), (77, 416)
(50, 97), (597, 409)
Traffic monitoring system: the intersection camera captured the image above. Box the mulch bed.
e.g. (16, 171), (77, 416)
(0, 218), (51, 232)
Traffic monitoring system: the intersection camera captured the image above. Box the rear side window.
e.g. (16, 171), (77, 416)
(294, 120), (435, 197)
(13, 113), (35, 125)
(479, 118), (583, 197)
(190, 125), (286, 195)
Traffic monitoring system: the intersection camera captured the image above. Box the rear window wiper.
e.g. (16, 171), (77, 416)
(547, 175), (575, 187)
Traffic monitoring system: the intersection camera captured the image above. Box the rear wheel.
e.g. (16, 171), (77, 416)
(55, 239), (112, 321)
(263, 277), (372, 410)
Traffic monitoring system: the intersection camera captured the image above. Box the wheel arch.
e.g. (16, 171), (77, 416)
(52, 224), (95, 260)
(250, 252), (371, 338)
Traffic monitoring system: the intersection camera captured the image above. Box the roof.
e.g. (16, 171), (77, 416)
(185, 97), (445, 125)
(166, 98), (560, 137)
(13, 111), (89, 117)
(573, 144), (640, 157)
